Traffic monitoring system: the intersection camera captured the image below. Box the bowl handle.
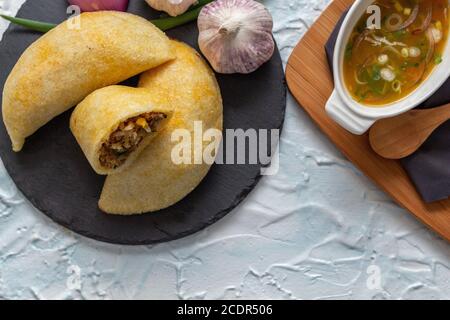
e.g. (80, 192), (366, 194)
(325, 90), (375, 135)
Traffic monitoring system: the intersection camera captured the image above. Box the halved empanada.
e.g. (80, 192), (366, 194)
(70, 86), (173, 175)
(99, 41), (223, 214)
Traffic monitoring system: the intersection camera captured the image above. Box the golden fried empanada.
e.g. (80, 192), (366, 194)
(2, 11), (174, 151)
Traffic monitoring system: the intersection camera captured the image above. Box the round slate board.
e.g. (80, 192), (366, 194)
(0, 0), (286, 245)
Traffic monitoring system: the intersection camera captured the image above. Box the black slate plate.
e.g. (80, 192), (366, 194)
(0, 0), (286, 245)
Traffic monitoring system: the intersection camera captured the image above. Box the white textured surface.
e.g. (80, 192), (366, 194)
(0, 0), (449, 300)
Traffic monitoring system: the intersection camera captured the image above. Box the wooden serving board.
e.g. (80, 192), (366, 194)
(286, 0), (450, 241)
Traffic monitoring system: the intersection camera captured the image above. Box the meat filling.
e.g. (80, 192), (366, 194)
(99, 112), (167, 169)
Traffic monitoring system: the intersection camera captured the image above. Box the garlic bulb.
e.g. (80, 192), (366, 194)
(198, 0), (275, 74)
(145, 0), (198, 17)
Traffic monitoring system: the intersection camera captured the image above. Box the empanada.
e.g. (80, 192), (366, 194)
(70, 86), (173, 175)
(2, 11), (173, 151)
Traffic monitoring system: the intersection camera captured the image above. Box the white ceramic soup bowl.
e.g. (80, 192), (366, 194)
(326, 0), (450, 135)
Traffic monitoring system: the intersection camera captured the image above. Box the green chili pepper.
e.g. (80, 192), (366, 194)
(151, 5), (205, 31)
(0, 14), (56, 32)
(0, 0), (213, 33)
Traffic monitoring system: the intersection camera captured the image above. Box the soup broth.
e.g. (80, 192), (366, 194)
(343, 0), (449, 106)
